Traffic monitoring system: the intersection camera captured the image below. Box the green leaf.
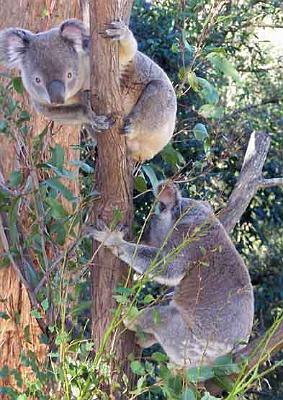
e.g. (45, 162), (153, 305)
(161, 144), (185, 167)
(134, 175), (147, 193)
(0, 120), (8, 133)
(187, 71), (199, 91)
(12, 77), (24, 94)
(153, 308), (161, 325)
(0, 253), (11, 268)
(46, 198), (68, 219)
(142, 164), (159, 190)
(127, 306), (139, 321)
(113, 295), (128, 305)
(213, 354), (240, 375)
(143, 294), (155, 304)
(207, 52), (240, 83)
(49, 221), (66, 245)
(198, 104), (224, 119)
(187, 366), (215, 382)
(182, 29), (194, 54)
(8, 197), (20, 245)
(41, 298), (49, 312)
(130, 360), (146, 376)
(182, 388), (196, 400)
(50, 144), (65, 169)
(8, 171), (22, 187)
(197, 77), (219, 105)
(70, 160), (94, 174)
(0, 311), (9, 320)
(0, 366), (9, 379)
(19, 110), (30, 122)
(43, 178), (75, 202)
(193, 123), (209, 141)
(151, 352), (168, 363)
(31, 309), (42, 319)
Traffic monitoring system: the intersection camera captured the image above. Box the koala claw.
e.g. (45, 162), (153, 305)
(104, 20), (129, 41)
(92, 224), (125, 248)
(90, 114), (114, 132)
(121, 117), (134, 135)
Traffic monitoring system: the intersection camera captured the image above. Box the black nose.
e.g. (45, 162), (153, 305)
(47, 80), (65, 104)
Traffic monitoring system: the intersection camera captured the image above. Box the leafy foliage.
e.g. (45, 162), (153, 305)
(0, 0), (282, 399)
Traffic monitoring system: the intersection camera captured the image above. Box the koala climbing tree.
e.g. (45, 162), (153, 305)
(91, 182), (254, 367)
(0, 9), (176, 161)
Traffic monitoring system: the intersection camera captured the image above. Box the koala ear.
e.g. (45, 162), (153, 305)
(60, 19), (89, 53)
(0, 28), (31, 68)
(156, 182), (181, 207)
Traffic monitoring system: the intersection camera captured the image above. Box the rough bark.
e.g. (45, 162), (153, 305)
(0, 0), (81, 391)
(88, 0), (136, 395)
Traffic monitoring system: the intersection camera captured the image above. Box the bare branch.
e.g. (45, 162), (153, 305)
(218, 131), (271, 232)
(258, 177), (283, 189)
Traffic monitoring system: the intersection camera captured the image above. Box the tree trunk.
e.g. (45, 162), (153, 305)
(88, 0), (136, 395)
(0, 0), (81, 392)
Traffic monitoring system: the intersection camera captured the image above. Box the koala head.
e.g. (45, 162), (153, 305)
(0, 19), (89, 105)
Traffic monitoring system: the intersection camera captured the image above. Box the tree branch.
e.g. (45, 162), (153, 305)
(219, 131), (271, 232)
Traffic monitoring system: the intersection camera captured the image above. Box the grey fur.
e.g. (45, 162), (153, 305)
(0, 19), (177, 161)
(92, 182), (254, 368)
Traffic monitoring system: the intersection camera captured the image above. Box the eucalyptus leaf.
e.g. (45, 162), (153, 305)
(193, 123), (209, 141)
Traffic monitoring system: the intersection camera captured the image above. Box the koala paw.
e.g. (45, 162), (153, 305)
(90, 114), (115, 132)
(103, 20), (129, 41)
(92, 222), (125, 248)
(121, 117), (135, 135)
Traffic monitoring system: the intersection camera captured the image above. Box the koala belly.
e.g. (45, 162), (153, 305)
(126, 119), (175, 162)
(153, 307), (234, 368)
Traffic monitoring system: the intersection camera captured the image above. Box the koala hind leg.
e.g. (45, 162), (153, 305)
(123, 80), (177, 161)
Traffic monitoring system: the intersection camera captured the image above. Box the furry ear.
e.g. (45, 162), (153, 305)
(60, 19), (89, 53)
(156, 181), (181, 207)
(0, 28), (31, 68)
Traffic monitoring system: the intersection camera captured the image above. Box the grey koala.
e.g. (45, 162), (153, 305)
(0, 19), (177, 162)
(0, 19), (111, 132)
(91, 182), (254, 368)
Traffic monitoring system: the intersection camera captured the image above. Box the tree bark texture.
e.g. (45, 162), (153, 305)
(0, 0), (81, 391)
(88, 0), (136, 392)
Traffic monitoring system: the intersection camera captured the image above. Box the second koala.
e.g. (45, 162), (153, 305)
(0, 19), (177, 162)
(92, 183), (254, 368)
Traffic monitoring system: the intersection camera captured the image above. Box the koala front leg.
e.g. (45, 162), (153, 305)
(104, 20), (138, 67)
(33, 94), (113, 131)
(91, 228), (185, 286)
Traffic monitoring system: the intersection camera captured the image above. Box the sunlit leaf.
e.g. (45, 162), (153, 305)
(142, 164), (159, 190)
(187, 365), (215, 382)
(207, 52), (240, 83)
(193, 123), (209, 141)
(130, 360), (145, 376)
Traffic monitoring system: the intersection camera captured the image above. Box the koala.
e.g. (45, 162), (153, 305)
(0, 19), (111, 132)
(0, 19), (177, 162)
(91, 182), (254, 369)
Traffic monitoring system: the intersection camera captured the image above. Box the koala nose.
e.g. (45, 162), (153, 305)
(47, 80), (65, 104)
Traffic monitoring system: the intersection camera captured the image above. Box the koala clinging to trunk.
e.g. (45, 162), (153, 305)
(0, 19), (177, 162)
(92, 182), (254, 368)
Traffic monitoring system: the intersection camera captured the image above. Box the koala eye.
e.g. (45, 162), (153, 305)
(67, 72), (73, 79)
(159, 202), (166, 212)
(35, 77), (41, 84)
